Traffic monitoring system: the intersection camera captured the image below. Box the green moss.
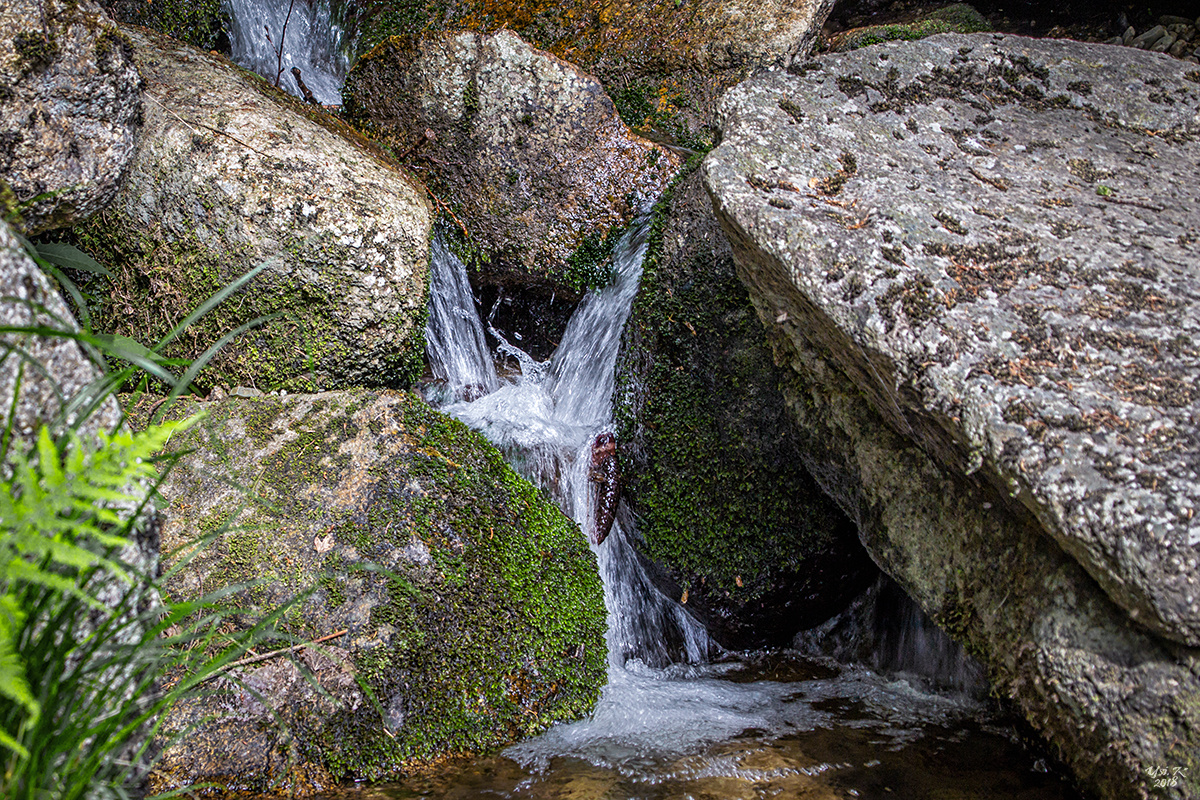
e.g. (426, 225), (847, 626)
(13, 31), (58, 73)
(614, 162), (858, 623)
(557, 224), (623, 292)
(827, 3), (992, 52)
(165, 391), (606, 785)
(101, 0), (230, 52)
(69, 209), (395, 392)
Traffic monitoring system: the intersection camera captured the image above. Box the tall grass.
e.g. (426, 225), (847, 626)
(0, 235), (293, 798)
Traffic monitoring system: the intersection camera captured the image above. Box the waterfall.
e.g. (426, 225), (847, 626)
(424, 233), (499, 405)
(425, 220), (714, 668)
(224, 0), (349, 105)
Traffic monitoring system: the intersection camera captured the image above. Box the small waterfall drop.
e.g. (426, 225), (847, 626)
(427, 221), (714, 670)
(415, 223), (1068, 799)
(424, 233), (499, 405)
(224, 0), (349, 105)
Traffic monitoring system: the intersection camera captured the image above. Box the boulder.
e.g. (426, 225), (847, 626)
(147, 389), (606, 795)
(340, 0), (836, 148)
(614, 169), (876, 649)
(99, 0), (229, 52)
(703, 33), (1200, 799)
(345, 31), (679, 304)
(75, 25), (431, 392)
(823, 3), (991, 53)
(0, 0), (141, 235)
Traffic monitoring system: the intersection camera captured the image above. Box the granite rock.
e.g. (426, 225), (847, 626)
(76, 26), (431, 392)
(0, 0), (142, 234)
(704, 33), (1200, 798)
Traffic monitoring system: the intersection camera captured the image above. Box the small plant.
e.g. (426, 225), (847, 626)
(0, 236), (293, 797)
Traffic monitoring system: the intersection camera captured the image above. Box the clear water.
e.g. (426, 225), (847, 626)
(381, 226), (1078, 799)
(223, 0), (348, 104)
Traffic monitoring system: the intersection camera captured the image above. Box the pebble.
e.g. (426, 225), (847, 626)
(1150, 33), (1176, 52)
(1107, 20), (1199, 63)
(1131, 25), (1167, 48)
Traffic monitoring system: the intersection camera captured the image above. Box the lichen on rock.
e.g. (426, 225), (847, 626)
(703, 32), (1200, 799)
(149, 389), (606, 795)
(74, 25), (432, 393)
(0, 0), (142, 235)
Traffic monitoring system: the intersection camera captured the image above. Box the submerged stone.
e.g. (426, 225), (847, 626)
(614, 169), (875, 650)
(704, 33), (1200, 799)
(74, 25), (431, 392)
(148, 389), (607, 795)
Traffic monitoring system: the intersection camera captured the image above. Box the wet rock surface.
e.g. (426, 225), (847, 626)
(0, 0), (142, 235)
(704, 32), (1200, 798)
(615, 170), (876, 649)
(344, 30), (679, 301)
(705, 32), (1200, 646)
(74, 26), (431, 392)
(149, 389), (606, 795)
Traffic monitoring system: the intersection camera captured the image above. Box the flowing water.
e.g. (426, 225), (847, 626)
(373, 226), (1082, 800)
(224, 0), (348, 104)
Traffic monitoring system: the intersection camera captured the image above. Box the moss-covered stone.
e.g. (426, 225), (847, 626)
(100, 0), (229, 52)
(613, 166), (875, 650)
(338, 0), (834, 148)
(74, 25), (431, 393)
(823, 3), (991, 53)
(150, 389), (606, 795)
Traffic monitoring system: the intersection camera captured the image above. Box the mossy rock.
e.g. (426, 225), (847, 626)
(824, 3), (991, 53)
(338, 0), (835, 154)
(70, 25), (431, 393)
(149, 389), (607, 795)
(613, 167), (875, 650)
(100, 0), (230, 52)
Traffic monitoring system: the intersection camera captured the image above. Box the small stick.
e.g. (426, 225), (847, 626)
(201, 628), (348, 683)
(291, 67), (319, 105)
(274, 0), (298, 89)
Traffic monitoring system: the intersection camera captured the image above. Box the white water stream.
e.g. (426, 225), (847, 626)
(224, 0), (348, 104)
(415, 227), (1069, 798)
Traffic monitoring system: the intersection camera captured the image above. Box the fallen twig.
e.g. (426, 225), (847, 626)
(200, 628), (348, 683)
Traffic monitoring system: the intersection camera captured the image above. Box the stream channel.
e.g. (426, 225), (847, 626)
(222, 6), (1085, 793)
(342, 226), (1083, 800)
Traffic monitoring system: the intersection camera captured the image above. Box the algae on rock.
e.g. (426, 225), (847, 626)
(150, 390), (607, 795)
(75, 26), (431, 393)
(614, 168), (875, 650)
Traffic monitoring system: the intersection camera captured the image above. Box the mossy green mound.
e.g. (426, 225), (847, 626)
(825, 4), (991, 53)
(150, 389), (606, 795)
(614, 168), (874, 650)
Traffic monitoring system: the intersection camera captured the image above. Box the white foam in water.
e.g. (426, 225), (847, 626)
(224, 0), (348, 104)
(423, 221), (987, 781)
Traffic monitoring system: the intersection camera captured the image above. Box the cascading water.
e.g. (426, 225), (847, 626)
(429, 221), (714, 669)
(224, 0), (348, 104)
(413, 225), (1078, 799)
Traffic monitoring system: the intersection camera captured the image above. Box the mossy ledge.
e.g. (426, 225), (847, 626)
(148, 389), (606, 795)
(613, 163), (874, 650)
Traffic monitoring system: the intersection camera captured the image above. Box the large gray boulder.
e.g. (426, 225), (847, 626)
(146, 389), (606, 795)
(340, 0), (837, 149)
(0, 0), (142, 234)
(343, 30), (680, 300)
(76, 26), (431, 392)
(704, 34), (1200, 799)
